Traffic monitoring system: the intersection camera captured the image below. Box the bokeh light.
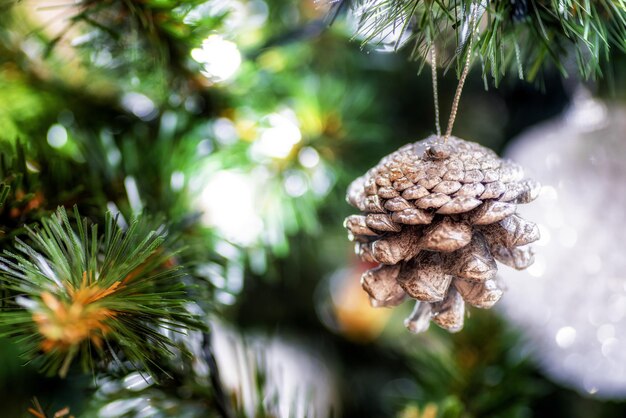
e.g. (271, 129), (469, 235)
(500, 91), (626, 398)
(191, 35), (242, 82)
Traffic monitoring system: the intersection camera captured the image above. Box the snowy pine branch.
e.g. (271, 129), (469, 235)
(336, 0), (626, 82)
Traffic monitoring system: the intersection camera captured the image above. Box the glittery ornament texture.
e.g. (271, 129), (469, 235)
(500, 95), (626, 398)
(344, 136), (540, 333)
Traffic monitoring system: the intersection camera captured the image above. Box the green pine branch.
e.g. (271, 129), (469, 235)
(342, 0), (626, 83)
(0, 206), (204, 378)
(0, 143), (50, 244)
(43, 0), (222, 94)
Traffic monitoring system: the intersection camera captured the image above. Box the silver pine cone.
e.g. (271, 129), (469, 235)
(344, 136), (540, 333)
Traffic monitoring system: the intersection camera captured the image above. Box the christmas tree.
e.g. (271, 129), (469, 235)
(1, 0), (625, 417)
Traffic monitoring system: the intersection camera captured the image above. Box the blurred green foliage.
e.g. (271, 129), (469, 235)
(0, 0), (624, 417)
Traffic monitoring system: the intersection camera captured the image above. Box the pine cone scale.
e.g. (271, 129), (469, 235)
(345, 136), (539, 333)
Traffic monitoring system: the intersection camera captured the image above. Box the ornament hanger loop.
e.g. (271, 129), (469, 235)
(432, 3), (481, 143)
(431, 46), (442, 138)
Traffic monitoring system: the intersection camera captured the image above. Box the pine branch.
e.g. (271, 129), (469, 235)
(22, 0), (222, 96)
(0, 206), (204, 378)
(338, 0), (626, 82)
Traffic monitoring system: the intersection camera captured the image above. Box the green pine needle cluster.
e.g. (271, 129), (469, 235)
(344, 0), (626, 83)
(0, 206), (203, 378)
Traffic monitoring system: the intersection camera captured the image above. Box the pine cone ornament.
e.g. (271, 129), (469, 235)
(344, 136), (540, 333)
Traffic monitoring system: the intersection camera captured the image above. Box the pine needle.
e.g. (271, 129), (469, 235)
(343, 0), (626, 81)
(0, 206), (204, 379)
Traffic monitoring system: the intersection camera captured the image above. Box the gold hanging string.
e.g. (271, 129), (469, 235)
(443, 4), (480, 142)
(430, 45), (442, 137)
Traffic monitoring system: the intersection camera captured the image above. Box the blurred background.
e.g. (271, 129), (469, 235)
(0, 0), (625, 417)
